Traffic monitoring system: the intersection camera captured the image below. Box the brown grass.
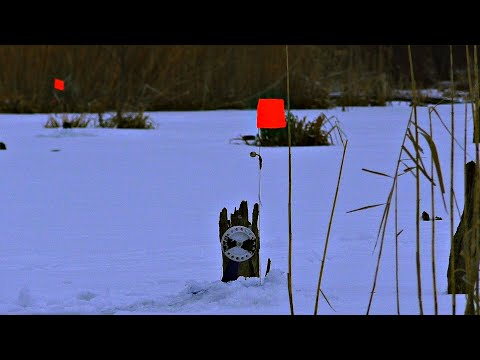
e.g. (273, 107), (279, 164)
(0, 45), (473, 113)
(450, 45), (457, 315)
(258, 113), (334, 147)
(286, 45), (294, 316)
(44, 113), (92, 128)
(314, 140), (348, 314)
(408, 45), (424, 315)
(97, 112), (154, 129)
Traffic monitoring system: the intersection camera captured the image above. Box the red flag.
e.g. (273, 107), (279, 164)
(54, 78), (64, 91)
(256, 99), (286, 129)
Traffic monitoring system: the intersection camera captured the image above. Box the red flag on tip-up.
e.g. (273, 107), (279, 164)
(54, 78), (64, 91)
(256, 99), (286, 129)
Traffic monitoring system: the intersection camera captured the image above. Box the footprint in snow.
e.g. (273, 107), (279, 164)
(77, 291), (97, 301)
(18, 287), (33, 308)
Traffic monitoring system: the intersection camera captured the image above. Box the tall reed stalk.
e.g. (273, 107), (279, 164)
(314, 140), (348, 315)
(286, 45), (294, 315)
(366, 109), (413, 314)
(449, 45), (456, 315)
(464, 97), (469, 312)
(465, 45), (474, 314)
(462, 45), (479, 315)
(473, 45), (480, 314)
(408, 45), (424, 315)
(429, 108), (438, 315)
(395, 179), (400, 315)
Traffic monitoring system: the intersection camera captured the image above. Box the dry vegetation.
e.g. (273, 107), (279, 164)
(45, 113), (93, 128)
(257, 112), (340, 147)
(44, 111), (154, 129)
(0, 45), (472, 113)
(349, 45), (480, 316)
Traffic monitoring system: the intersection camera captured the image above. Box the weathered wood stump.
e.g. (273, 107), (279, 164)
(0, 142), (6, 150)
(219, 200), (260, 282)
(448, 161), (480, 300)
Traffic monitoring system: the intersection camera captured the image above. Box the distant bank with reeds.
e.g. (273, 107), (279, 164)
(0, 45), (472, 114)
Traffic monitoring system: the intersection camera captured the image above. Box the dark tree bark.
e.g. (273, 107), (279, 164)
(448, 161), (480, 305)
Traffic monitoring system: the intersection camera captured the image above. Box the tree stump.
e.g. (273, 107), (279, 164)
(219, 200), (260, 282)
(448, 161), (480, 300)
(0, 142), (6, 150)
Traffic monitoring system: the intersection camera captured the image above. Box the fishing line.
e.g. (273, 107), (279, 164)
(257, 129), (262, 285)
(250, 130), (263, 285)
(257, 128), (262, 208)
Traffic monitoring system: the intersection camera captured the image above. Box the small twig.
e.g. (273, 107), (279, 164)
(264, 258), (271, 277)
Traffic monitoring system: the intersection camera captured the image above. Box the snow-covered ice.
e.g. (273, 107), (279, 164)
(0, 103), (474, 314)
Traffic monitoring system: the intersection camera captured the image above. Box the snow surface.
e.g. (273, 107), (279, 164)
(0, 103), (475, 314)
